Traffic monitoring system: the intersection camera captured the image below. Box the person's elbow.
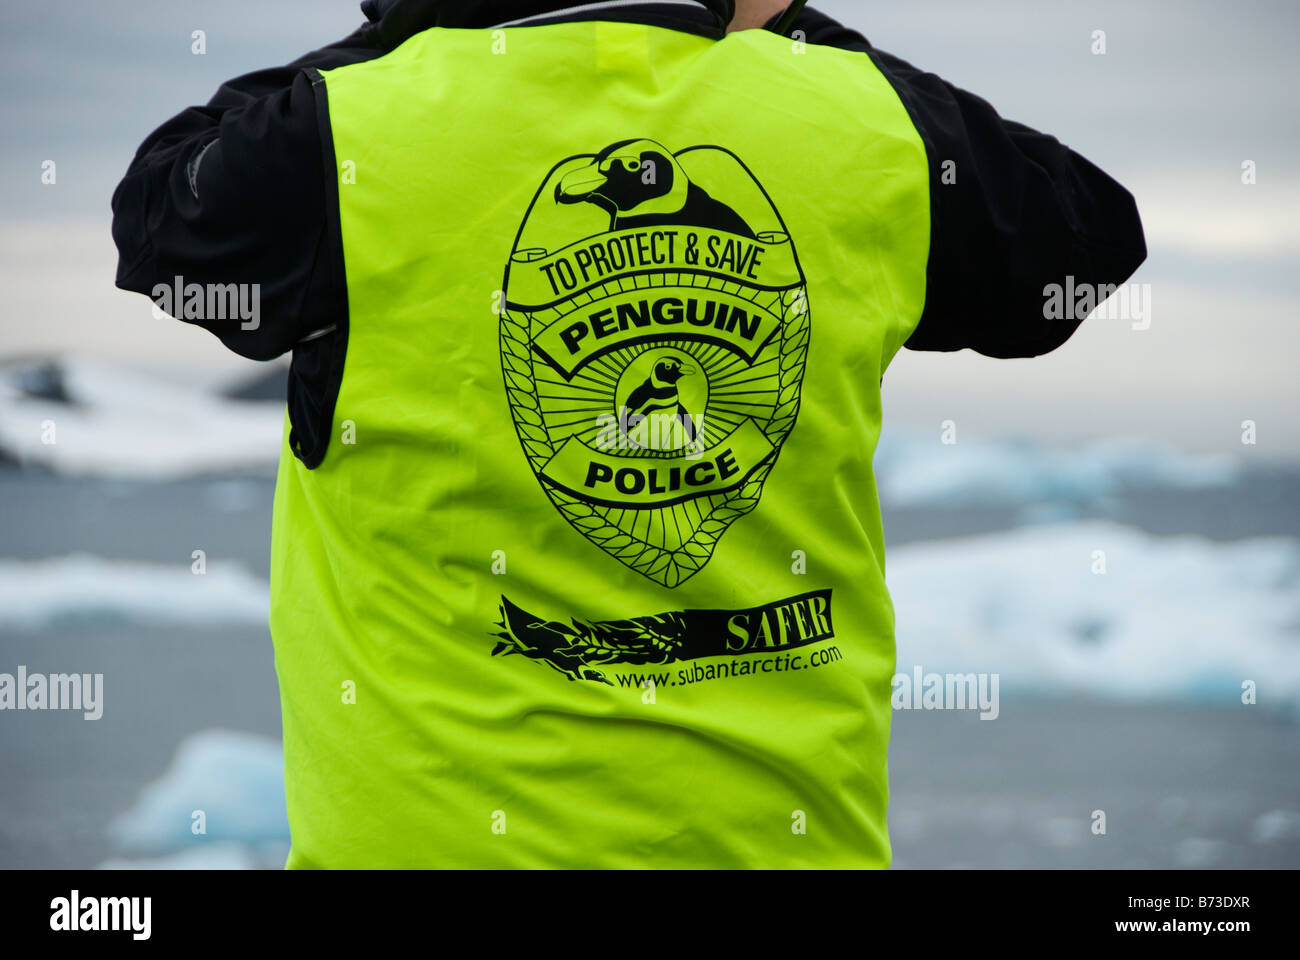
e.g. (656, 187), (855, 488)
(990, 170), (1148, 359)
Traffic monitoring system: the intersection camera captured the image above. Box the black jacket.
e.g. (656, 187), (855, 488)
(110, 0), (1147, 467)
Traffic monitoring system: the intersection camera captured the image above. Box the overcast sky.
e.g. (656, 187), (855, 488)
(1, 0), (1296, 458)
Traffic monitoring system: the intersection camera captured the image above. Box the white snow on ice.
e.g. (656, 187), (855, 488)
(0, 357), (284, 478)
(889, 521), (1300, 714)
(0, 554), (269, 630)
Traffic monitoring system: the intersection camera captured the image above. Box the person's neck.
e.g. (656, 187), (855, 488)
(727, 0), (789, 33)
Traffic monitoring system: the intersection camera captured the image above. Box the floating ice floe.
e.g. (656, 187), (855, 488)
(889, 520), (1300, 714)
(874, 429), (1241, 508)
(0, 356), (284, 478)
(0, 554), (269, 630)
(104, 729), (289, 864)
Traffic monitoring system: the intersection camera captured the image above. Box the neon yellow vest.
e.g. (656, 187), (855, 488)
(270, 20), (929, 868)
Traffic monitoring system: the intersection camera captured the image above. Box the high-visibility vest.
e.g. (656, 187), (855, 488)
(270, 19), (928, 868)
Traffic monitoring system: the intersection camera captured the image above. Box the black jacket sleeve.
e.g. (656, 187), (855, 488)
(109, 24), (383, 361)
(795, 7), (1148, 358)
(109, 15), (404, 467)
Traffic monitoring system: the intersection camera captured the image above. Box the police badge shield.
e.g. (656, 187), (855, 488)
(500, 140), (810, 588)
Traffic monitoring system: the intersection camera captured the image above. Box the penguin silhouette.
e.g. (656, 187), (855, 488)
(556, 139), (755, 238)
(623, 357), (698, 444)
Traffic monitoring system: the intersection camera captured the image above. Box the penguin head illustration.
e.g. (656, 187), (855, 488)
(653, 358), (692, 385)
(555, 139), (680, 216)
(554, 138), (755, 237)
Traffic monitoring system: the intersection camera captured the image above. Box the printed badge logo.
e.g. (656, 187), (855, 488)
(500, 139), (810, 587)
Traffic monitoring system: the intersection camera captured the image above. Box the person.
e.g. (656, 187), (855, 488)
(110, 0), (1146, 868)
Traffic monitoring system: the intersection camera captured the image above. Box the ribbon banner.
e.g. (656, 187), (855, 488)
(540, 418), (777, 508)
(530, 286), (784, 380)
(508, 225), (803, 308)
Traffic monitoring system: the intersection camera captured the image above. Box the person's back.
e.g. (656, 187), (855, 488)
(112, 0), (1146, 868)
